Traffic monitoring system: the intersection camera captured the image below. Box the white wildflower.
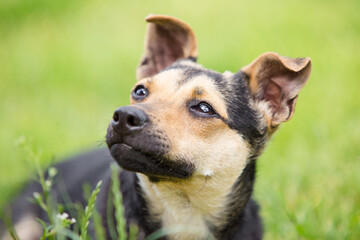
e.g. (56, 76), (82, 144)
(45, 180), (52, 188)
(48, 167), (58, 177)
(57, 212), (69, 220)
(33, 192), (41, 199)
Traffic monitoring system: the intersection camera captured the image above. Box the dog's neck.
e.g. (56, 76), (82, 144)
(136, 160), (256, 240)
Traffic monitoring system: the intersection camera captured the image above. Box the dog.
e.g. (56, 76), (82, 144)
(1, 15), (311, 240)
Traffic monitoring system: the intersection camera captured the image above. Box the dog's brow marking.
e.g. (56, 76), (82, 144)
(193, 86), (204, 96)
(189, 75), (228, 119)
(146, 78), (153, 84)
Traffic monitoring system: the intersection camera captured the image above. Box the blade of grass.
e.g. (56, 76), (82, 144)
(0, 209), (20, 240)
(111, 164), (127, 240)
(93, 207), (106, 240)
(106, 184), (117, 240)
(129, 223), (139, 240)
(80, 180), (102, 240)
(15, 137), (55, 226)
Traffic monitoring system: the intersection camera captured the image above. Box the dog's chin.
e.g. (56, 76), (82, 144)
(109, 143), (194, 181)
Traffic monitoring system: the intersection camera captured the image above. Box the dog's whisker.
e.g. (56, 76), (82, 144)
(96, 137), (106, 147)
(190, 176), (208, 196)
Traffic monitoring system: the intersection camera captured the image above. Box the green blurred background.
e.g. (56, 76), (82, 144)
(0, 0), (359, 239)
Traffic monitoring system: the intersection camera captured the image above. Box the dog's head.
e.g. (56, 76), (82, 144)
(106, 15), (312, 183)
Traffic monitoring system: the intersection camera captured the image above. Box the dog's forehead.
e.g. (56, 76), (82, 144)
(162, 59), (231, 84)
(148, 60), (235, 116)
(155, 59), (235, 95)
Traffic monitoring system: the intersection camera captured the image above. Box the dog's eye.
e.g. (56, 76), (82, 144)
(132, 85), (148, 100)
(190, 101), (217, 116)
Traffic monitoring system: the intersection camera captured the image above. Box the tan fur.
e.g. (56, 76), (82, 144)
(137, 131), (249, 240)
(132, 69), (251, 240)
(134, 70), (229, 119)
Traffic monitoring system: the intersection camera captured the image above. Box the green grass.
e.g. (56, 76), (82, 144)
(0, 0), (359, 239)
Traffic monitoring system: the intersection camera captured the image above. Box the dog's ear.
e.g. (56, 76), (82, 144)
(136, 15), (198, 80)
(242, 52), (312, 128)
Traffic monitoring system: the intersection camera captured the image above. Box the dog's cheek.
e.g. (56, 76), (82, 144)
(166, 119), (250, 177)
(198, 129), (250, 177)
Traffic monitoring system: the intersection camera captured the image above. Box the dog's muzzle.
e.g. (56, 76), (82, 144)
(106, 106), (194, 180)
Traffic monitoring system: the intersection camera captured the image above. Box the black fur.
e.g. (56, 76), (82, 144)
(220, 160), (262, 239)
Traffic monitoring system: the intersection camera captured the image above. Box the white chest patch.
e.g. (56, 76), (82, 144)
(137, 173), (241, 240)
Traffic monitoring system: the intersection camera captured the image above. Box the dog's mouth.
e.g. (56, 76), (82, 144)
(108, 141), (194, 181)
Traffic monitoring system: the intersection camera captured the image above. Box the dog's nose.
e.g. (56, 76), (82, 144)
(111, 106), (148, 134)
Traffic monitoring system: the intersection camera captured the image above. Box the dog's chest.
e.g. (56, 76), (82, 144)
(137, 174), (233, 240)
